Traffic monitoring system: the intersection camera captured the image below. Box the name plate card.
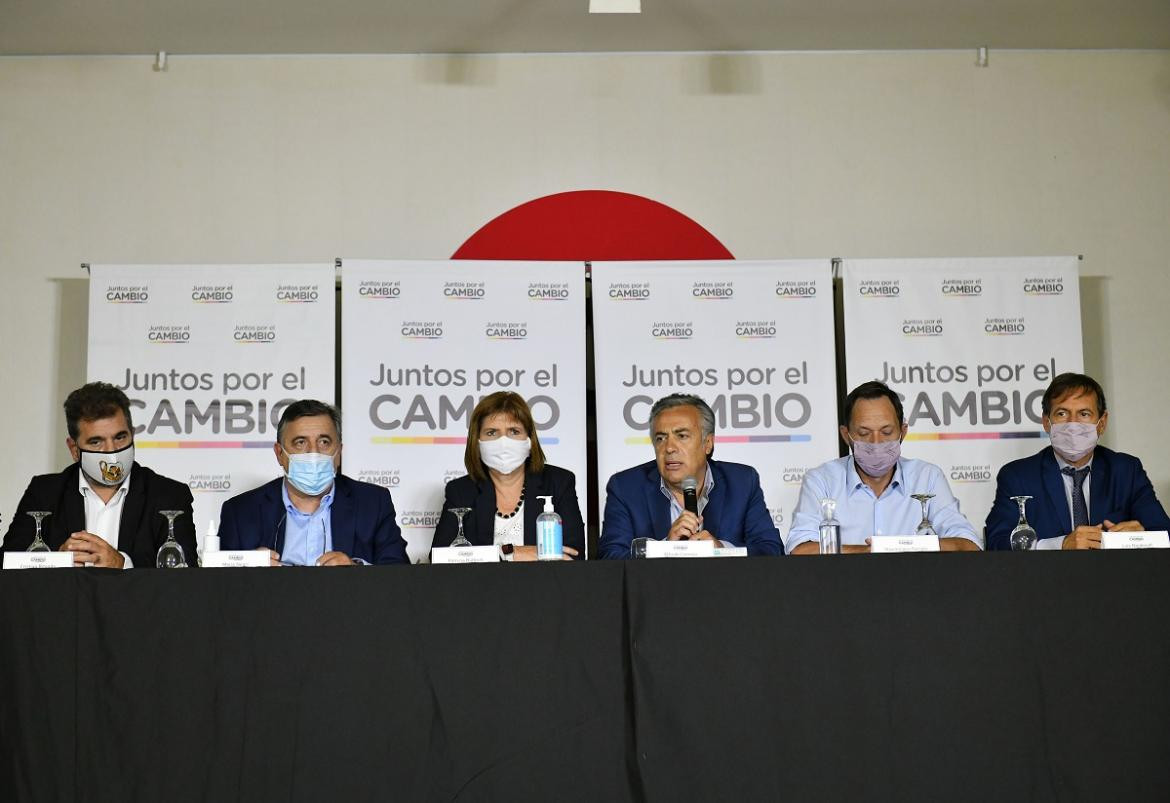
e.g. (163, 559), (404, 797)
(645, 540), (716, 559)
(3, 552), (74, 569)
(713, 546), (748, 558)
(1101, 530), (1170, 550)
(203, 550), (272, 568)
(869, 535), (941, 554)
(431, 546), (500, 564)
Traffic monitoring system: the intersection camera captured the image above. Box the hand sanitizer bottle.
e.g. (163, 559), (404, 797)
(535, 495), (563, 561)
(201, 520), (220, 566)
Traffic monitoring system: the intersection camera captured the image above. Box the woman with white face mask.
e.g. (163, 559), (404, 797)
(431, 392), (585, 561)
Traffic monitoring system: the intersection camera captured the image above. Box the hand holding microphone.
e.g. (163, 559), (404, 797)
(667, 477), (702, 541)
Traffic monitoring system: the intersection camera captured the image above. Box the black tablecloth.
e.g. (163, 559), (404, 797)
(3, 553), (1169, 802)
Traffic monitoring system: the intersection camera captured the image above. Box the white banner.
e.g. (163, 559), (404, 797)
(87, 264), (336, 547)
(841, 256), (1083, 527)
(341, 260), (587, 563)
(592, 260), (840, 535)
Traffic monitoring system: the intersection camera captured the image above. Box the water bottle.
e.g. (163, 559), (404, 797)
(818, 498), (840, 554)
(535, 495), (563, 561)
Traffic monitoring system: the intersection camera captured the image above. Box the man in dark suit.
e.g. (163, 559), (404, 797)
(218, 399), (408, 565)
(599, 393), (783, 558)
(986, 373), (1170, 550)
(2, 382), (197, 567)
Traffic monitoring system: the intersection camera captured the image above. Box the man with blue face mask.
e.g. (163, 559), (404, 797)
(985, 373), (1170, 550)
(1, 382), (197, 567)
(218, 399), (408, 565)
(786, 381), (981, 553)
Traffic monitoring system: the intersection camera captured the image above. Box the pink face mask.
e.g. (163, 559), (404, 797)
(1049, 422), (1099, 462)
(851, 438), (901, 478)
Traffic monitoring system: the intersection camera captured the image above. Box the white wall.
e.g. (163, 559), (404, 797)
(3, 49), (1169, 526)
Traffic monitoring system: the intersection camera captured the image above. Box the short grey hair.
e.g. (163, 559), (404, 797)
(649, 393), (716, 455)
(276, 399), (342, 444)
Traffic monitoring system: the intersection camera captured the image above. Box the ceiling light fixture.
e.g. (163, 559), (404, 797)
(589, 0), (641, 13)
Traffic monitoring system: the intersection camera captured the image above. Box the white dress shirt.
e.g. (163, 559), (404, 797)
(77, 470), (134, 568)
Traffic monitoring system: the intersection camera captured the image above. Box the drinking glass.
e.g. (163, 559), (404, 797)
(818, 498), (840, 554)
(156, 510), (188, 568)
(448, 507), (473, 548)
(26, 511), (53, 553)
(1009, 496), (1038, 551)
(911, 494), (937, 536)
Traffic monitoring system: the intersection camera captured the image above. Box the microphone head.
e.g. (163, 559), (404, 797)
(681, 477), (698, 493)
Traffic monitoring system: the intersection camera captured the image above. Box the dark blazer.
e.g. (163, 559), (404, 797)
(985, 446), (1170, 550)
(217, 474), (409, 565)
(1, 462), (198, 567)
(599, 459), (783, 559)
(431, 464), (586, 557)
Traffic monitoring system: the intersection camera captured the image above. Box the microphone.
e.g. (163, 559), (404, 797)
(681, 477), (699, 515)
(680, 477), (699, 541)
(273, 511), (286, 552)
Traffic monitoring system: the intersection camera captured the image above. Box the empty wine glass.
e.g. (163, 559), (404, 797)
(1009, 496), (1038, 551)
(448, 507), (473, 548)
(26, 511), (53, 552)
(911, 493), (937, 536)
(156, 510), (188, 568)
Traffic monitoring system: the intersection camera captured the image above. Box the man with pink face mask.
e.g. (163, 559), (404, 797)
(985, 373), (1170, 550)
(786, 381), (981, 553)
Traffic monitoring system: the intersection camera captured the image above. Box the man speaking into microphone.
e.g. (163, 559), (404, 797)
(599, 393), (783, 558)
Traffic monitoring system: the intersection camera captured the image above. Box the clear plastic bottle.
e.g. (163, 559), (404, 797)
(535, 495), (563, 561)
(818, 498), (840, 554)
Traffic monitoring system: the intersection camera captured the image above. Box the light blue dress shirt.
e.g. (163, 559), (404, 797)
(658, 463), (715, 528)
(280, 482), (334, 566)
(786, 455), (981, 552)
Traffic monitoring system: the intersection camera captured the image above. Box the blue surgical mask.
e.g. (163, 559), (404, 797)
(284, 451), (336, 496)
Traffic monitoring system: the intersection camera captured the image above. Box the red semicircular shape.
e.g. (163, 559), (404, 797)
(452, 190), (733, 261)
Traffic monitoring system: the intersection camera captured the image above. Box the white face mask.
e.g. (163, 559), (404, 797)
(479, 436), (531, 475)
(79, 443), (135, 487)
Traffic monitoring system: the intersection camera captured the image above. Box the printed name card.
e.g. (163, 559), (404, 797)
(869, 535), (941, 554)
(431, 546), (500, 564)
(1101, 530), (1170, 550)
(713, 546), (748, 557)
(202, 550), (272, 568)
(3, 552), (74, 569)
(645, 540), (717, 559)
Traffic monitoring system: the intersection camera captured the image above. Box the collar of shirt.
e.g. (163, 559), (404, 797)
(659, 463), (715, 518)
(1054, 453), (1093, 473)
(845, 456), (906, 499)
(281, 480), (335, 519)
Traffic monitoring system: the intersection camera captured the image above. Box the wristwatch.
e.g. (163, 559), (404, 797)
(500, 543), (515, 562)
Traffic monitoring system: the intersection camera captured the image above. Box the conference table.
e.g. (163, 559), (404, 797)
(2, 553), (1168, 802)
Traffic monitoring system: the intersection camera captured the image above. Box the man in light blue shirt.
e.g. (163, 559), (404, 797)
(218, 399), (409, 565)
(787, 381), (981, 554)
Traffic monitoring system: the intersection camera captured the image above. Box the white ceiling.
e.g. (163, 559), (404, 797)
(1, 0), (1168, 56)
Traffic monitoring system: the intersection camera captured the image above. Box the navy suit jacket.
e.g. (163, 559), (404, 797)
(431, 464), (586, 557)
(600, 459), (783, 559)
(985, 446), (1170, 550)
(218, 474), (409, 565)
